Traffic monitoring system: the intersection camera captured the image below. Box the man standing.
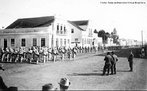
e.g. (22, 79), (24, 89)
(102, 52), (112, 75)
(111, 51), (118, 74)
(58, 78), (70, 91)
(128, 50), (134, 72)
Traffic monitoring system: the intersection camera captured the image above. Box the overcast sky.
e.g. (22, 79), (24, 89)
(0, 0), (147, 41)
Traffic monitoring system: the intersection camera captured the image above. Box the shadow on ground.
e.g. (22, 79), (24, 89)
(67, 72), (103, 76)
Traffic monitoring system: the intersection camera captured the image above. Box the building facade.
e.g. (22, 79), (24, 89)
(0, 16), (71, 49)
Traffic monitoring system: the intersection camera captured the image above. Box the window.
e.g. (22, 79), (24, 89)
(71, 29), (74, 33)
(57, 24), (59, 33)
(33, 38), (37, 46)
(64, 26), (66, 34)
(60, 25), (62, 30)
(60, 25), (63, 34)
(41, 38), (45, 47)
(56, 38), (59, 47)
(11, 39), (15, 47)
(21, 38), (26, 47)
(64, 39), (66, 45)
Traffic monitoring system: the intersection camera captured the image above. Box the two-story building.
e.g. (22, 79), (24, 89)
(0, 16), (71, 49)
(70, 20), (102, 48)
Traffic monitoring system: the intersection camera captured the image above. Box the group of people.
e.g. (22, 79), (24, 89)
(0, 46), (102, 64)
(42, 78), (70, 91)
(0, 46), (79, 64)
(103, 50), (134, 75)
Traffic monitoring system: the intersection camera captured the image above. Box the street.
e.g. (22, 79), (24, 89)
(0, 53), (147, 90)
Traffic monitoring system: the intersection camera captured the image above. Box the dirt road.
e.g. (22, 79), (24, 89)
(0, 53), (146, 90)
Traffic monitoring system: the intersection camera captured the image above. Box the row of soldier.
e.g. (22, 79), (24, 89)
(0, 46), (100, 64)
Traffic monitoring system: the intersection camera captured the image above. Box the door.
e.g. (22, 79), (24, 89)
(4, 39), (7, 50)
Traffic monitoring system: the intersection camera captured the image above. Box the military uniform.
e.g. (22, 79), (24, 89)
(111, 52), (118, 74)
(103, 52), (113, 75)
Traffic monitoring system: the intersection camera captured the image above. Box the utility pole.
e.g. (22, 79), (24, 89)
(141, 30), (143, 47)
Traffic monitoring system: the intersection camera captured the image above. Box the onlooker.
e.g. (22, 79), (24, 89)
(42, 83), (55, 91)
(0, 76), (8, 90)
(58, 78), (70, 91)
(111, 51), (118, 74)
(102, 52), (113, 75)
(128, 50), (134, 72)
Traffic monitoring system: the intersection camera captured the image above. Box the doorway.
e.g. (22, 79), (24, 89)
(4, 39), (7, 50)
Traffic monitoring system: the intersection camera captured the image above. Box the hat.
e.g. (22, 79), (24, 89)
(59, 78), (70, 87)
(42, 83), (54, 91)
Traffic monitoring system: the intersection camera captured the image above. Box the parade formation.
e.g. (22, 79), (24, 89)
(0, 46), (99, 64)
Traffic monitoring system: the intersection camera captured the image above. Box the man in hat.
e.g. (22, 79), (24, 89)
(59, 78), (70, 91)
(42, 83), (55, 91)
(128, 50), (134, 71)
(102, 52), (113, 75)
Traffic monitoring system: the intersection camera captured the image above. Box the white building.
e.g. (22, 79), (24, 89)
(69, 20), (102, 48)
(0, 16), (72, 49)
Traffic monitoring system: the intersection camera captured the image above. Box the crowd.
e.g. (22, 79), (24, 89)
(0, 46), (101, 64)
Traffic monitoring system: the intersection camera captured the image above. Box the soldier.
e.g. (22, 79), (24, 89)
(8, 47), (14, 62)
(102, 52), (112, 75)
(1, 48), (5, 62)
(67, 48), (72, 60)
(0, 64), (5, 71)
(52, 47), (58, 62)
(71, 47), (77, 60)
(110, 51), (118, 74)
(33, 47), (40, 64)
(61, 47), (66, 61)
(128, 50), (134, 72)
(48, 48), (52, 61)
(43, 47), (48, 63)
(58, 78), (71, 91)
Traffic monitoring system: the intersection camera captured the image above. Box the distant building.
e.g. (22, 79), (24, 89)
(69, 20), (102, 47)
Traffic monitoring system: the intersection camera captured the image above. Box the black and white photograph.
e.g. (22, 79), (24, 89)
(0, 0), (147, 90)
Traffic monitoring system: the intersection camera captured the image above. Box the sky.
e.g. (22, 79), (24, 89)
(0, 0), (147, 42)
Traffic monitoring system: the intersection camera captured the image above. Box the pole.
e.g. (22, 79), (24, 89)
(141, 30), (143, 47)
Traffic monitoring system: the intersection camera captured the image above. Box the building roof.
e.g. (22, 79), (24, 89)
(6, 16), (54, 29)
(68, 21), (84, 31)
(70, 20), (89, 31)
(71, 20), (89, 26)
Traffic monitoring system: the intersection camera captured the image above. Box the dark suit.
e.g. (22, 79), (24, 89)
(128, 53), (134, 71)
(111, 54), (118, 74)
(103, 55), (112, 75)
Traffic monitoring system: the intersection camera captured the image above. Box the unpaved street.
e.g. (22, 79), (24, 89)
(0, 53), (147, 90)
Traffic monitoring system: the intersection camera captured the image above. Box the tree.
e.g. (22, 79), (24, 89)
(98, 30), (110, 44)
